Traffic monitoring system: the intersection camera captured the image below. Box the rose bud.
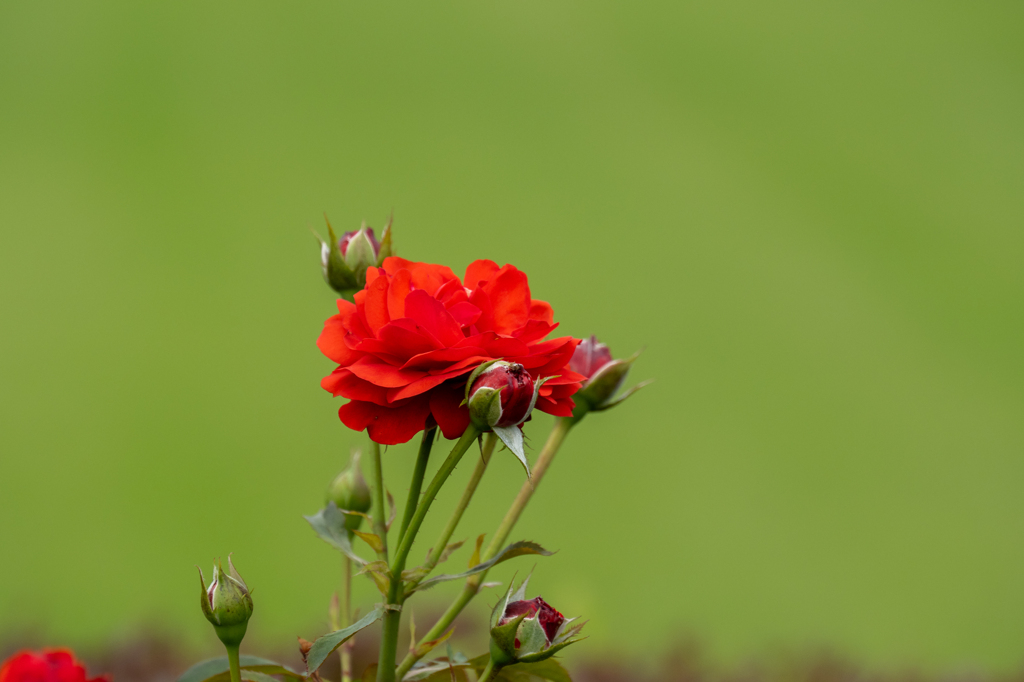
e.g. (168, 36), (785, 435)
(568, 335), (650, 422)
(316, 215), (394, 299)
(488, 576), (585, 668)
(326, 449), (372, 530)
(465, 361), (550, 476)
(198, 555), (253, 648)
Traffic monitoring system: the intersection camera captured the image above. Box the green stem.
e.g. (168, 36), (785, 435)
(408, 432), (496, 591)
(225, 645), (241, 682)
(480, 417), (572, 559)
(479, 659), (501, 682)
(398, 428), (436, 546)
(376, 425), (481, 682)
(395, 418), (573, 680)
(369, 439), (389, 563)
(340, 556), (353, 682)
(391, 425), (481, 578)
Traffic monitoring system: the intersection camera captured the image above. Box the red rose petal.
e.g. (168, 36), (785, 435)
(363, 273), (391, 335)
(404, 290), (464, 348)
(480, 265), (531, 335)
(447, 301), (482, 327)
(338, 399), (432, 445)
(349, 356), (427, 388)
(464, 259), (500, 290)
(318, 315), (364, 365)
(387, 268), (412, 320)
(429, 383), (471, 440)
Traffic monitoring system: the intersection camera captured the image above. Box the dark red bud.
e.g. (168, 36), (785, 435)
(500, 596), (564, 644)
(569, 335), (614, 379)
(339, 228), (380, 256)
(470, 362), (534, 427)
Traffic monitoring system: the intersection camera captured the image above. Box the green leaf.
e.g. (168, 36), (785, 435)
(404, 655), (489, 682)
(411, 541), (553, 593)
(412, 627), (454, 658)
(304, 503), (367, 566)
(386, 488), (397, 531)
(176, 657), (302, 682)
(353, 529), (386, 553)
(492, 425), (528, 477)
(469, 534), (485, 568)
(306, 607), (385, 672)
(438, 539), (465, 565)
(498, 659), (573, 682)
(240, 672), (284, 682)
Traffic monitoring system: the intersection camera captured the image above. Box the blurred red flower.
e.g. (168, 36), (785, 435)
(318, 257), (584, 444)
(0, 650), (105, 682)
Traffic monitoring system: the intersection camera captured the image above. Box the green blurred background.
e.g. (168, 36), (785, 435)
(1, 0), (1023, 672)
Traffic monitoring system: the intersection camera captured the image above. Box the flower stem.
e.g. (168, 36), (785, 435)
(369, 439), (389, 563)
(398, 428), (436, 547)
(479, 659), (501, 682)
(340, 556), (353, 682)
(391, 425), (481, 578)
(395, 418), (574, 680)
(408, 432), (496, 591)
(376, 425), (481, 682)
(225, 645), (241, 682)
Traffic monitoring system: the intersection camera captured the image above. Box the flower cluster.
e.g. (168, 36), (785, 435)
(174, 218), (648, 682)
(318, 257), (585, 444)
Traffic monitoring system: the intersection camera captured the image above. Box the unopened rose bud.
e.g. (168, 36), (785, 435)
(465, 360), (551, 476)
(467, 361), (535, 430)
(198, 556), (253, 648)
(489, 577), (585, 667)
(316, 215), (394, 299)
(568, 335), (649, 422)
(326, 450), (372, 530)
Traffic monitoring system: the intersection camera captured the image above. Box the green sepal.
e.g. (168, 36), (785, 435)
(514, 636), (586, 664)
(592, 379), (652, 412)
(305, 606), (385, 672)
(376, 212), (394, 265)
(343, 223), (378, 285)
(408, 541), (552, 595)
(489, 611), (528, 665)
(304, 502), (368, 566)
(469, 386), (503, 431)
(464, 360), (502, 402)
(513, 616), (548, 657)
(318, 216), (357, 294)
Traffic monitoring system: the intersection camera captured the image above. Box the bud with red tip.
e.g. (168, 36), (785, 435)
(198, 555), (253, 648)
(488, 576), (585, 667)
(568, 335), (649, 422)
(315, 215), (394, 299)
(465, 361), (550, 476)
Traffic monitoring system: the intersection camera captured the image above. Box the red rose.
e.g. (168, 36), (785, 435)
(318, 257), (584, 444)
(0, 650), (105, 682)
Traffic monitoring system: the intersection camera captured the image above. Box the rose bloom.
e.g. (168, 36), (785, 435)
(318, 258), (584, 444)
(0, 650), (105, 682)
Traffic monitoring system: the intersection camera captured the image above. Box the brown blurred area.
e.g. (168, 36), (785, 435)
(4, 630), (1021, 682)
